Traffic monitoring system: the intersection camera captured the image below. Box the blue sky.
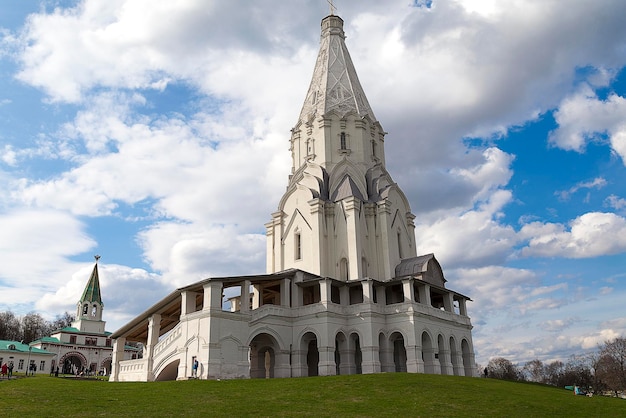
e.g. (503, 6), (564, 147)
(1, 0), (626, 366)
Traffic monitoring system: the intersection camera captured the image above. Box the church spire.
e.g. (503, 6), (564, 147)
(80, 255), (103, 305)
(298, 14), (376, 125)
(72, 255), (106, 333)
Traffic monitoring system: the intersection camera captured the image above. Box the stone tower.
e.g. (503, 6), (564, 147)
(71, 255), (106, 334)
(266, 15), (417, 281)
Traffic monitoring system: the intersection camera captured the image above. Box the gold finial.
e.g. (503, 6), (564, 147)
(94, 255), (101, 263)
(327, 0), (337, 15)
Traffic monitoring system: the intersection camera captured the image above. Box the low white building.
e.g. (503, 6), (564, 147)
(0, 341), (54, 376)
(109, 13), (476, 382)
(30, 258), (140, 375)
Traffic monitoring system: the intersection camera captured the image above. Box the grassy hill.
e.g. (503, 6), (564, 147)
(1, 373), (623, 417)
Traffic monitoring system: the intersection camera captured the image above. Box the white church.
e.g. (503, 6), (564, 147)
(109, 13), (476, 382)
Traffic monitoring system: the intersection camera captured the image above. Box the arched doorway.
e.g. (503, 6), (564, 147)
(449, 336), (460, 376)
(390, 332), (406, 372)
(59, 352), (86, 374)
(335, 332), (347, 375)
(437, 334), (447, 375)
(350, 333), (362, 374)
(301, 332), (318, 377)
(101, 357), (112, 375)
(461, 339), (473, 377)
(250, 333), (280, 379)
(421, 332), (436, 374)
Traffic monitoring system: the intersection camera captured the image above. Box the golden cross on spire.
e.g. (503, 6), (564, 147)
(327, 0), (337, 15)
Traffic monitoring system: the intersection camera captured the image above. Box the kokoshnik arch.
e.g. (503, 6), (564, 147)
(109, 13), (477, 382)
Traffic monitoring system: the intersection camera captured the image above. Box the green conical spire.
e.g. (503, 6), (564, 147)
(80, 255), (103, 304)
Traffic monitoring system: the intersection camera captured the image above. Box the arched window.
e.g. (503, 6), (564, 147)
(340, 132), (346, 150)
(82, 304), (89, 315)
(91, 304), (97, 317)
(295, 232), (302, 260)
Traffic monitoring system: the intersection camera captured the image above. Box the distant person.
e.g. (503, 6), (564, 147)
(1, 363), (7, 378)
(55, 367), (59, 377)
(192, 359), (199, 378)
(483, 367), (488, 378)
(8, 362), (13, 378)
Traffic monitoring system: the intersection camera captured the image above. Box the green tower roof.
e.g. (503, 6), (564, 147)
(80, 257), (103, 304)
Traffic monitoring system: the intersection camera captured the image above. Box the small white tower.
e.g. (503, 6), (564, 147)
(71, 255), (106, 334)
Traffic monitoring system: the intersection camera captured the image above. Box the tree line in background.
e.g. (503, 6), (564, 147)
(0, 310), (74, 343)
(480, 337), (626, 397)
(1, 309), (623, 397)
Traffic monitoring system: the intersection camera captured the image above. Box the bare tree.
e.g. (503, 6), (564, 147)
(21, 312), (50, 343)
(487, 357), (521, 381)
(50, 312), (75, 331)
(597, 337), (626, 396)
(522, 359), (545, 383)
(544, 360), (564, 387)
(0, 311), (21, 340)
(562, 354), (593, 390)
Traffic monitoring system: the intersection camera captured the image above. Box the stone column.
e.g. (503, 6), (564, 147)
(379, 338), (394, 372)
(318, 345), (336, 376)
(344, 196), (363, 280)
(266, 211), (284, 274)
(340, 286), (349, 306)
(458, 298), (468, 316)
(453, 351), (464, 376)
(319, 279), (331, 305)
(309, 198), (325, 276)
(443, 292), (454, 313)
(203, 282), (223, 311)
(145, 314), (161, 381)
(241, 280), (251, 313)
(405, 344), (421, 373)
(363, 203), (379, 279)
(377, 201), (393, 279)
(291, 348), (307, 377)
(402, 279), (414, 303)
(181, 291), (198, 316)
(323, 203), (336, 278)
(280, 278), (291, 307)
(376, 285), (386, 306)
(292, 281), (302, 307)
(417, 283), (431, 307)
(252, 284), (261, 309)
(109, 336), (126, 382)
(361, 279), (374, 303)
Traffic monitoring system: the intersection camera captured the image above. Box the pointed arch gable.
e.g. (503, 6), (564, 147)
(282, 208), (313, 241)
(328, 159), (368, 201)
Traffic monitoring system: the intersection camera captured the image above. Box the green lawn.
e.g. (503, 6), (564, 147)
(0, 373), (623, 417)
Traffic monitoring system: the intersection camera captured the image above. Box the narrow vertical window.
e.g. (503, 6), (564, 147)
(397, 231), (403, 259)
(340, 258), (349, 280)
(340, 132), (346, 150)
(295, 233), (302, 260)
